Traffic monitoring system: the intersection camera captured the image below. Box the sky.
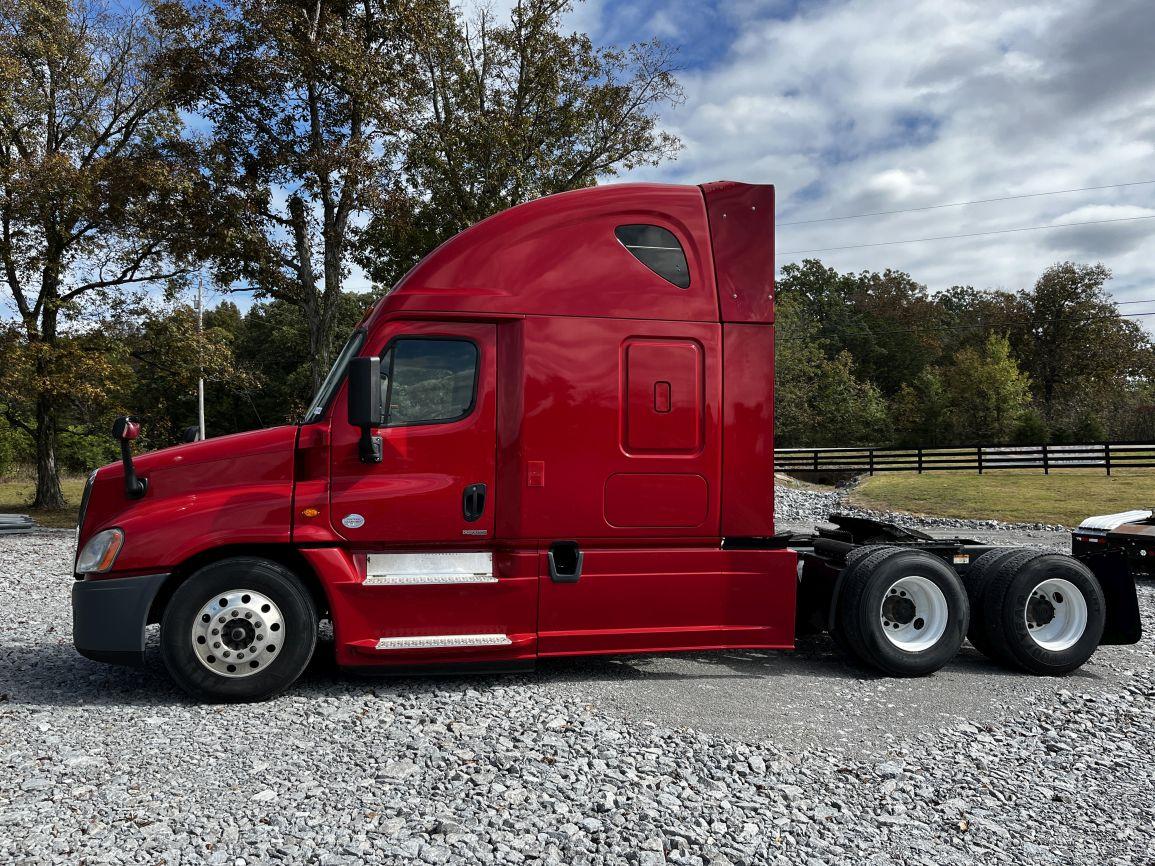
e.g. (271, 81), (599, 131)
(557, 0), (1155, 314)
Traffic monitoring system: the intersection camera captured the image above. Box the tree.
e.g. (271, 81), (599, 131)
(776, 259), (942, 396)
(774, 295), (891, 447)
(892, 368), (953, 447)
(1015, 262), (1152, 421)
(943, 334), (1031, 443)
(163, 0), (429, 389)
(356, 0), (684, 286)
(122, 303), (256, 445)
(0, 0), (203, 507)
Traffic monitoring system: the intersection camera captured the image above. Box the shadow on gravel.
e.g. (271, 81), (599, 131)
(532, 636), (1105, 686)
(0, 633), (1104, 707)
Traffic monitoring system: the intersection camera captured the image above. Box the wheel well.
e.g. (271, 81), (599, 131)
(147, 545), (332, 625)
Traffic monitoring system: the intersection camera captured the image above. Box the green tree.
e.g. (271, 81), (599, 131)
(163, 0), (427, 388)
(943, 334), (1031, 443)
(0, 0), (203, 506)
(774, 296), (891, 446)
(776, 259), (942, 396)
(892, 368), (953, 447)
(1015, 262), (1152, 421)
(124, 303), (256, 445)
(356, 0), (684, 286)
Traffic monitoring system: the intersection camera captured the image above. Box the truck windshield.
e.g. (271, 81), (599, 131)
(302, 330), (365, 423)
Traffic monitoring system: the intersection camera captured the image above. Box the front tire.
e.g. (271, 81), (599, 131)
(161, 557), (317, 702)
(836, 548), (968, 676)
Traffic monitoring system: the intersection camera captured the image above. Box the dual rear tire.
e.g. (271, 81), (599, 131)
(964, 549), (1104, 674)
(831, 546), (1105, 676)
(832, 547), (969, 676)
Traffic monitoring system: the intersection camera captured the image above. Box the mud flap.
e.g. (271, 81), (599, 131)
(1080, 552), (1142, 645)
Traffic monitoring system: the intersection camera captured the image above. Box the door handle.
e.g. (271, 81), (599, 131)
(548, 541), (583, 583)
(463, 483), (487, 522)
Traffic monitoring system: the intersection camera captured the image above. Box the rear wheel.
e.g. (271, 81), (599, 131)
(980, 552), (1104, 674)
(960, 547), (1020, 657)
(829, 546), (895, 658)
(161, 557), (317, 702)
(835, 548), (968, 676)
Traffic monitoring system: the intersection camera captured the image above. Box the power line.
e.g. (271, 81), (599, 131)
(779, 179), (1155, 226)
(776, 214), (1155, 257)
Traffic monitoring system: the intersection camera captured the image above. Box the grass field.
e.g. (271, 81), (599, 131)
(0, 477), (86, 528)
(850, 469), (1155, 527)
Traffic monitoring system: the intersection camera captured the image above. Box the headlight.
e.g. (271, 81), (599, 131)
(76, 528), (125, 574)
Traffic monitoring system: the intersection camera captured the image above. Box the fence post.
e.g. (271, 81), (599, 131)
(869, 448), (875, 476)
(917, 447), (923, 474)
(1042, 443), (1049, 476)
(977, 446), (983, 475)
(1105, 441), (1112, 477)
(812, 450), (818, 472)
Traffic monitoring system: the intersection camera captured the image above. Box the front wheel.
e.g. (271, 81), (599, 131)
(161, 557), (317, 702)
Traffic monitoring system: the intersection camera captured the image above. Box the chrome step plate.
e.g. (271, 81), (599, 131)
(374, 633), (513, 651)
(364, 552), (495, 586)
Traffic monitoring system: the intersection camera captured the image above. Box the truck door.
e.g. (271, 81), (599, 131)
(329, 321), (496, 545)
(326, 322), (535, 664)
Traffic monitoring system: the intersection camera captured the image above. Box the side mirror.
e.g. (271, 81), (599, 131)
(181, 426), (201, 443)
(110, 415), (147, 499)
(346, 356), (382, 463)
(111, 417), (141, 441)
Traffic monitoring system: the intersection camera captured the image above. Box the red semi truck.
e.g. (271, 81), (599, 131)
(71, 181), (1141, 701)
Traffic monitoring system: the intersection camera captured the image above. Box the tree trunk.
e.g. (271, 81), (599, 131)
(31, 250), (66, 510)
(32, 391), (65, 510)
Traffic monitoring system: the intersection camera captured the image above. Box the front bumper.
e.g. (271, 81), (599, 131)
(72, 572), (170, 666)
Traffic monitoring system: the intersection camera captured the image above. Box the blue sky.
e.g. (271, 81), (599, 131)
(555, 0), (1155, 316)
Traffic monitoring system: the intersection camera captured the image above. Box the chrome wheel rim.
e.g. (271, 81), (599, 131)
(1025, 578), (1087, 651)
(879, 575), (948, 652)
(191, 589), (284, 678)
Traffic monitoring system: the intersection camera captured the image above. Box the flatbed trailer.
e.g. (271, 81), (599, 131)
(70, 181), (1143, 702)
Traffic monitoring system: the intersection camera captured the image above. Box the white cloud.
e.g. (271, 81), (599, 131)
(612, 0), (1155, 311)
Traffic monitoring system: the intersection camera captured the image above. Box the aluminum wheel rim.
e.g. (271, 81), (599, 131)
(879, 575), (948, 652)
(191, 589), (284, 678)
(1025, 578), (1087, 651)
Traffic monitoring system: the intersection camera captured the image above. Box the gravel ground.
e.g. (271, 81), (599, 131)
(3, 531), (1155, 865)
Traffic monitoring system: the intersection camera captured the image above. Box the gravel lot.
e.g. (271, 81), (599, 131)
(3, 524), (1154, 865)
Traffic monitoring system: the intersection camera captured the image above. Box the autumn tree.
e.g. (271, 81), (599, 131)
(162, 0), (431, 389)
(356, 0), (684, 286)
(0, 0), (205, 507)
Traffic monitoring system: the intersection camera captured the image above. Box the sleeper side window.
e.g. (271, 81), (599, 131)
(378, 338), (478, 426)
(615, 224), (691, 288)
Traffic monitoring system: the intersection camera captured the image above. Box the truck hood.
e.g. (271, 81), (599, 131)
(82, 425), (300, 550)
(125, 425), (299, 476)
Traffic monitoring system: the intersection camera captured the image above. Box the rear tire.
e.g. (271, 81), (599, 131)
(980, 551), (1104, 675)
(960, 548), (1020, 657)
(161, 557), (317, 703)
(836, 548), (968, 676)
(829, 546), (895, 659)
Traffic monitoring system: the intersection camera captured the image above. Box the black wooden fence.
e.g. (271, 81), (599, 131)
(777, 441), (1155, 476)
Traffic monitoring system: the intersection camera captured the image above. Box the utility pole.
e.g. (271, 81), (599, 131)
(197, 277), (206, 440)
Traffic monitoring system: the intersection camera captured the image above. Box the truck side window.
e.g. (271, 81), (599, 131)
(379, 338), (478, 426)
(614, 224), (690, 288)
